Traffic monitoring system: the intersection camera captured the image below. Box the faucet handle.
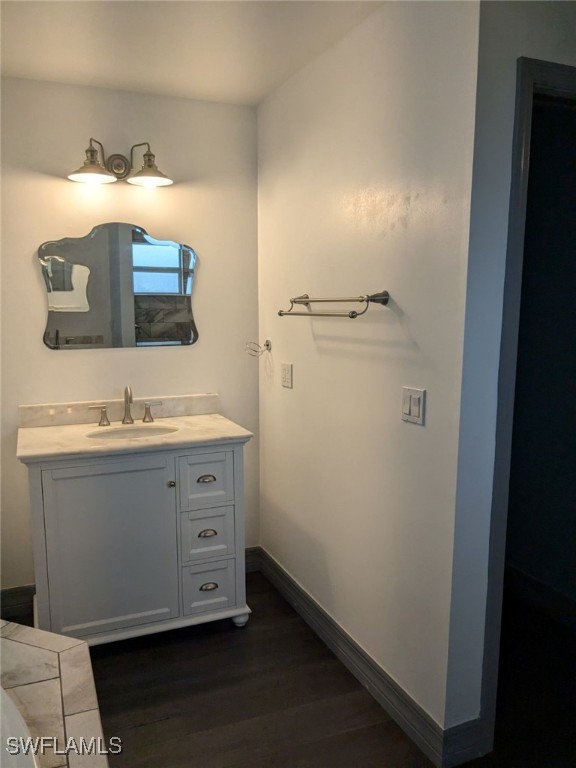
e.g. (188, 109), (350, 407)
(88, 405), (110, 427)
(143, 401), (163, 423)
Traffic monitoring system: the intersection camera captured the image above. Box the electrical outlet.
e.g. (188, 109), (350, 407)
(281, 363), (293, 389)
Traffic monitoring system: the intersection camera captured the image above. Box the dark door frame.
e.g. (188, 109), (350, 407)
(482, 57), (576, 745)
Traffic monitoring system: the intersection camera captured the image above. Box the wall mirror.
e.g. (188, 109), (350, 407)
(38, 223), (198, 349)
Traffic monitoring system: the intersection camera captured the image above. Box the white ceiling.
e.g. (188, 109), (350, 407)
(1, 1), (382, 106)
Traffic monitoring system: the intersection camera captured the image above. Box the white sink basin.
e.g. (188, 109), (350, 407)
(87, 424), (179, 440)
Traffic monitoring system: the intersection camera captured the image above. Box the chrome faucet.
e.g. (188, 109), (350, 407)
(122, 385), (134, 424)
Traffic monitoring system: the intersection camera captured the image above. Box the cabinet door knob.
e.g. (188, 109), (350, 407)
(167, 480), (176, 488)
(198, 529), (218, 538)
(197, 474), (217, 484)
(199, 582), (219, 591)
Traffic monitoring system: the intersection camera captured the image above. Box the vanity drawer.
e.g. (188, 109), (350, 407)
(182, 560), (236, 615)
(180, 506), (235, 563)
(179, 452), (234, 510)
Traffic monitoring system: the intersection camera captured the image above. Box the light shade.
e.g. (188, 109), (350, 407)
(68, 142), (117, 184)
(127, 146), (173, 187)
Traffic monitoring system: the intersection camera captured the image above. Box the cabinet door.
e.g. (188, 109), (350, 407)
(42, 455), (178, 638)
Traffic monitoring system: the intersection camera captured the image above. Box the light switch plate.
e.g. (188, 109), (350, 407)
(401, 387), (425, 425)
(281, 363), (293, 389)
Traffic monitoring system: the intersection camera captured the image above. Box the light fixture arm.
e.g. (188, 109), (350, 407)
(129, 142), (152, 169)
(87, 138), (107, 166)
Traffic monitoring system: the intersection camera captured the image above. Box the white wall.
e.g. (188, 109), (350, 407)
(258, 2), (479, 727)
(1, 78), (259, 588)
(448, 0), (576, 725)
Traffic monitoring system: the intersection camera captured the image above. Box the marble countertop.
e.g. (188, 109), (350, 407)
(1, 621), (108, 768)
(17, 413), (253, 463)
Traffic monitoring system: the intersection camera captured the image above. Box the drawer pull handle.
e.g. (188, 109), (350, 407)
(198, 529), (218, 538)
(197, 474), (217, 484)
(199, 582), (219, 591)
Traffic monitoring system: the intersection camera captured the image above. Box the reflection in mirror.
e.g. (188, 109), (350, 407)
(38, 223), (198, 349)
(40, 256), (90, 312)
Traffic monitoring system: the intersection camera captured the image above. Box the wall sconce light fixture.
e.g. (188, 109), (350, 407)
(68, 138), (173, 187)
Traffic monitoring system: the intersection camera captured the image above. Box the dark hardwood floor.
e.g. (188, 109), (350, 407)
(90, 573), (433, 767)
(89, 574), (576, 768)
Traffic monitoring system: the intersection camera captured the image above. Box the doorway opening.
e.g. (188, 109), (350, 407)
(482, 58), (576, 767)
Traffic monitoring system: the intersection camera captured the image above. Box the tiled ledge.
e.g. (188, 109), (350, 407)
(1, 621), (108, 768)
(19, 393), (220, 428)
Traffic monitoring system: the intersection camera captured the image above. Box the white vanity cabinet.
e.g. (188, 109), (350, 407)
(18, 416), (252, 645)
